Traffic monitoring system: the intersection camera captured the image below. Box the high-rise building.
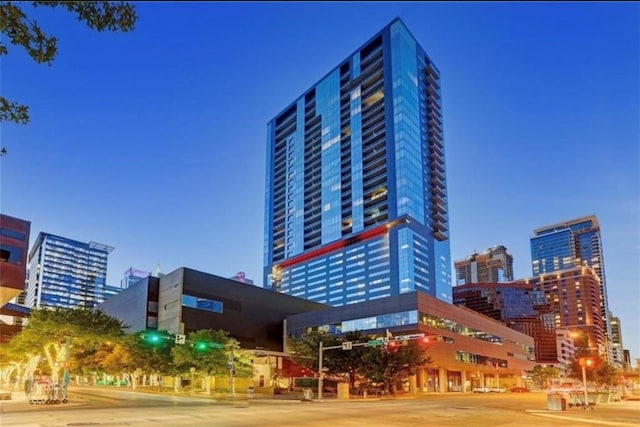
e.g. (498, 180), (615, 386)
(452, 282), (558, 364)
(454, 245), (514, 285)
(517, 266), (608, 360)
(610, 315), (624, 369)
(26, 232), (114, 310)
(530, 215), (610, 340)
(121, 267), (150, 289)
(263, 18), (452, 305)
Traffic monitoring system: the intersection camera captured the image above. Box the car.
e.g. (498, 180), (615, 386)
(510, 386), (530, 393)
(473, 386), (490, 393)
(490, 387), (506, 393)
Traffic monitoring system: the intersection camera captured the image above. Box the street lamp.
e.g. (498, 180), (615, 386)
(579, 357), (595, 407)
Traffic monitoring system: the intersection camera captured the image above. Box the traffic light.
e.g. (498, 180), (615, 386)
(195, 342), (209, 351)
(140, 331), (164, 345)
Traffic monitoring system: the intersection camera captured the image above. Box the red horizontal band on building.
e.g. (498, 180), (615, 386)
(277, 218), (408, 270)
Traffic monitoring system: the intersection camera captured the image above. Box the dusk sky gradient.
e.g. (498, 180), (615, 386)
(1, 3), (638, 361)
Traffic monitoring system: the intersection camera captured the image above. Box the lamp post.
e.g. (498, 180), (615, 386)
(579, 357), (594, 407)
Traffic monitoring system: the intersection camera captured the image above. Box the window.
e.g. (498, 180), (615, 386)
(0, 244), (23, 264)
(182, 295), (223, 313)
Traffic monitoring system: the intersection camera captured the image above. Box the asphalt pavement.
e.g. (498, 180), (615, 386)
(1, 387), (638, 426)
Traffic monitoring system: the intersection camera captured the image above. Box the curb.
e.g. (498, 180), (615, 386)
(525, 409), (639, 427)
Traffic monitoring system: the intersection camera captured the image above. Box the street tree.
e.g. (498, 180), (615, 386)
(0, 1), (137, 124)
(566, 351), (619, 390)
(171, 329), (244, 394)
(359, 340), (432, 395)
(7, 308), (126, 379)
(527, 365), (560, 389)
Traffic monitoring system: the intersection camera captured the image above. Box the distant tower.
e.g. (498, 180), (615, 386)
(26, 232), (114, 309)
(530, 215), (611, 353)
(121, 267), (150, 289)
(454, 245), (514, 285)
(229, 272), (255, 285)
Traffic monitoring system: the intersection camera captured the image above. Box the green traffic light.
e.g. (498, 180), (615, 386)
(195, 342), (208, 351)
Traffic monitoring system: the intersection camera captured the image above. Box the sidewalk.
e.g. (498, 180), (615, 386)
(526, 399), (640, 426)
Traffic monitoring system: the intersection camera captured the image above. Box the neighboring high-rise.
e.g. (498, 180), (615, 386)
(263, 18), (452, 305)
(530, 215), (611, 347)
(121, 267), (150, 289)
(517, 266), (608, 359)
(454, 245), (514, 285)
(26, 232), (114, 309)
(609, 315), (624, 369)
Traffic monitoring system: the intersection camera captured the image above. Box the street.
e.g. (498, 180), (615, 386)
(1, 387), (638, 427)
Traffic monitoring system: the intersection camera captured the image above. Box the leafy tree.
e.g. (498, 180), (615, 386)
(288, 331), (432, 392)
(171, 329), (250, 394)
(0, 1), (137, 124)
(360, 340), (432, 395)
(7, 308), (126, 379)
(527, 365), (560, 389)
(566, 350), (619, 390)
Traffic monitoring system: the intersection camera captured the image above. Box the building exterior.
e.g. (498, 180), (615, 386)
(286, 291), (536, 392)
(554, 328), (577, 375)
(610, 315), (625, 369)
(454, 245), (514, 285)
(264, 18), (452, 306)
(98, 267), (326, 351)
(26, 232), (114, 310)
(452, 282), (558, 365)
(0, 214), (31, 343)
(229, 271), (255, 285)
(515, 266), (608, 360)
(530, 215), (611, 347)
(121, 267), (150, 289)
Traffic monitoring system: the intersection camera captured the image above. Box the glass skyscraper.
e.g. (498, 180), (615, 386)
(263, 18), (452, 306)
(530, 215), (611, 345)
(26, 232), (114, 309)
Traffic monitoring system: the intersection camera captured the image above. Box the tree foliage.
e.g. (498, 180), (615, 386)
(566, 350), (619, 390)
(0, 1), (137, 124)
(7, 308), (126, 376)
(288, 331), (432, 392)
(527, 365), (560, 389)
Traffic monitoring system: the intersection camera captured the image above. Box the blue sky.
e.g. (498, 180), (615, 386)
(1, 2), (638, 361)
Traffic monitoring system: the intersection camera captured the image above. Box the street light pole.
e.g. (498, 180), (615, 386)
(317, 341), (323, 401)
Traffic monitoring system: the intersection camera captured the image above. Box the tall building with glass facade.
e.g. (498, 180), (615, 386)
(530, 215), (611, 347)
(263, 18), (452, 306)
(26, 232), (114, 310)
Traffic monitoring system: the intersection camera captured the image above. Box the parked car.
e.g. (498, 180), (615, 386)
(473, 386), (491, 393)
(510, 386), (530, 393)
(490, 387), (506, 393)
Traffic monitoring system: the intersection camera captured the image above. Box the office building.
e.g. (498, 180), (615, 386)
(454, 245), (514, 285)
(452, 282), (558, 364)
(26, 232), (114, 310)
(121, 267), (150, 289)
(610, 315), (625, 369)
(516, 266), (608, 360)
(286, 291), (536, 392)
(530, 215), (611, 343)
(264, 18), (452, 306)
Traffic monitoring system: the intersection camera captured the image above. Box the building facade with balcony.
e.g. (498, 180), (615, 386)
(263, 18), (452, 306)
(26, 232), (114, 310)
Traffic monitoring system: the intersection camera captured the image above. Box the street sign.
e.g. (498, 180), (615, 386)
(395, 333), (425, 341)
(367, 338), (385, 347)
(174, 334), (186, 345)
(342, 341), (353, 350)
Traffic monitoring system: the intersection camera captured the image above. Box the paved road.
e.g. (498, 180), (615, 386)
(1, 387), (638, 427)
